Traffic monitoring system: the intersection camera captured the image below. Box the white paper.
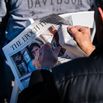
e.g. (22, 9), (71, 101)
(2, 11), (95, 90)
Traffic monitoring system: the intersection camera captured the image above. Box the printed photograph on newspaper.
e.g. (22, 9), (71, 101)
(2, 11), (95, 90)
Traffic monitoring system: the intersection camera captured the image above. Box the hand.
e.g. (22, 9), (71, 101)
(67, 26), (95, 56)
(38, 43), (58, 69)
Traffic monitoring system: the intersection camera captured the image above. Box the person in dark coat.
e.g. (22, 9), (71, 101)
(51, 3), (103, 103)
(18, 2), (103, 103)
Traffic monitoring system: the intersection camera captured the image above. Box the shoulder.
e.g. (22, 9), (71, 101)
(52, 54), (103, 103)
(52, 53), (103, 80)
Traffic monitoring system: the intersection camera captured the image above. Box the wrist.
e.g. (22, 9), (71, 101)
(84, 44), (95, 56)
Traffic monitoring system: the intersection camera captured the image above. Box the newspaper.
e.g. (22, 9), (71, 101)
(2, 11), (95, 90)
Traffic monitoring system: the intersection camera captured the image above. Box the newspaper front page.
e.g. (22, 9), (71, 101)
(2, 11), (95, 90)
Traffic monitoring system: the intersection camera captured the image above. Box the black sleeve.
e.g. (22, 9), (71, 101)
(17, 70), (60, 103)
